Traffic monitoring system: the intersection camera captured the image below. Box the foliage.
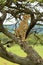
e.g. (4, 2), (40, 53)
(0, 0), (6, 4)
(0, 0), (43, 5)
(27, 0), (43, 2)
(0, 0), (43, 65)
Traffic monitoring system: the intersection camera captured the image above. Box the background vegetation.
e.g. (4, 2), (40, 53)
(0, 33), (43, 65)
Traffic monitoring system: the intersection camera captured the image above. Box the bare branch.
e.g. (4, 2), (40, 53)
(0, 1), (43, 65)
(0, 10), (7, 22)
(36, 23), (43, 26)
(0, 24), (43, 65)
(0, 42), (32, 65)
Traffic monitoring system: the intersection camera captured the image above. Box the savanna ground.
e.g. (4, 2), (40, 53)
(0, 33), (43, 65)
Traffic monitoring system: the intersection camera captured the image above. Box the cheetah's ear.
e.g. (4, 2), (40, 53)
(23, 14), (30, 19)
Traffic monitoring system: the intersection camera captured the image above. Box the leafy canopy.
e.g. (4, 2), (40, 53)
(0, 0), (43, 5)
(0, 0), (6, 4)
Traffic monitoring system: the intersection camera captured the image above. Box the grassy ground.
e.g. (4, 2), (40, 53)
(0, 57), (18, 65)
(0, 33), (43, 65)
(0, 44), (43, 65)
(0, 44), (27, 65)
(34, 45), (43, 58)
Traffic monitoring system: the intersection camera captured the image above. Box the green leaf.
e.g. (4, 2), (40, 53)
(0, 0), (6, 4)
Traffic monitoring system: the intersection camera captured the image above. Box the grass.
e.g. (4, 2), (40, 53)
(0, 33), (43, 65)
(7, 44), (27, 57)
(0, 44), (27, 65)
(0, 57), (18, 65)
(34, 45), (43, 58)
(0, 44), (43, 65)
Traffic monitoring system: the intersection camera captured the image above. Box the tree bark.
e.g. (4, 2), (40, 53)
(0, 24), (43, 65)
(0, 1), (43, 65)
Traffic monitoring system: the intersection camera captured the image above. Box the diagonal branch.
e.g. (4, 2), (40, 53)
(0, 24), (43, 65)
(0, 43), (32, 65)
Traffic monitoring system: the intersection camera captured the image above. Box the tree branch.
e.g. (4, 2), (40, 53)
(0, 24), (43, 65)
(0, 1), (43, 65)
